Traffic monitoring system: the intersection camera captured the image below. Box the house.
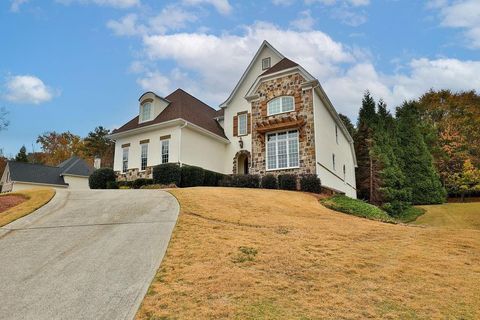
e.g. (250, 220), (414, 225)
(0, 156), (92, 192)
(110, 41), (357, 197)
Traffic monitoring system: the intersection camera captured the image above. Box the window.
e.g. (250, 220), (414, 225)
(262, 57), (271, 70)
(332, 153), (336, 171)
(140, 102), (152, 122)
(141, 144), (148, 171)
(267, 96), (294, 116)
(266, 130), (299, 170)
(335, 125), (339, 144)
(122, 148), (129, 173)
(161, 139), (169, 164)
(238, 113), (247, 136)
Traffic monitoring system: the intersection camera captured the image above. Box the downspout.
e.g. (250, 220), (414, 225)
(178, 121), (188, 166)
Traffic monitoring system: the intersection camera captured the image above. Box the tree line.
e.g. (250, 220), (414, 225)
(342, 89), (480, 213)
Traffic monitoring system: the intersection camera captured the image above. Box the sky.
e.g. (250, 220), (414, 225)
(1, 0), (479, 157)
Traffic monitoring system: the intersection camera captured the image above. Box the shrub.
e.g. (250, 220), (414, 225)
(132, 178), (153, 189)
(153, 163), (181, 186)
(321, 195), (394, 223)
(231, 174), (260, 188)
(89, 168), (116, 189)
(204, 170), (217, 186)
(261, 174), (278, 189)
(300, 174), (321, 193)
(219, 175), (233, 187)
(278, 174), (297, 191)
(106, 180), (119, 189)
(180, 165), (205, 187)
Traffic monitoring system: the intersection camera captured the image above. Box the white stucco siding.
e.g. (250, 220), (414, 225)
(313, 90), (357, 198)
(180, 126), (227, 173)
(222, 46), (283, 173)
(63, 175), (90, 189)
(11, 182), (67, 192)
(113, 126), (181, 172)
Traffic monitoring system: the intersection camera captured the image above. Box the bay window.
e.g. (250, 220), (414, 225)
(266, 130), (299, 170)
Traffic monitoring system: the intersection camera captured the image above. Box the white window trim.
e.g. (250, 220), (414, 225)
(140, 144), (148, 171)
(161, 139), (169, 164)
(140, 103), (152, 123)
(122, 148), (129, 173)
(238, 113), (248, 136)
(267, 96), (295, 116)
(266, 129), (300, 171)
(262, 57), (271, 70)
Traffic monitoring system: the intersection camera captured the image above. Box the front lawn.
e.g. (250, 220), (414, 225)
(413, 202), (480, 230)
(136, 187), (480, 319)
(0, 189), (55, 227)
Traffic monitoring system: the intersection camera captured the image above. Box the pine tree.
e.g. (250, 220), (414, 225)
(354, 91), (378, 201)
(15, 145), (28, 163)
(338, 113), (356, 138)
(395, 101), (446, 204)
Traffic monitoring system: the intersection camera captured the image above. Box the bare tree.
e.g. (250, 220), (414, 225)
(0, 107), (8, 131)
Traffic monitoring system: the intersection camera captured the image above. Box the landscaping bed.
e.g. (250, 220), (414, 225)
(0, 195), (27, 213)
(0, 189), (55, 227)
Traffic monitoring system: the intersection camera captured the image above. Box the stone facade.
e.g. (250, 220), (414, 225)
(232, 150), (251, 174)
(250, 72), (316, 176)
(116, 166), (153, 181)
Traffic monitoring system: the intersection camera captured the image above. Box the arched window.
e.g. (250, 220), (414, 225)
(267, 96), (294, 116)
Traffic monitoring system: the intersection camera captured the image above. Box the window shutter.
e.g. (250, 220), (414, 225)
(247, 113), (251, 134)
(233, 115), (238, 136)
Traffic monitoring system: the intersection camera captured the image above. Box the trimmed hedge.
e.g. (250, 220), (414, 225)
(132, 178), (153, 189)
(180, 165), (205, 187)
(300, 174), (321, 193)
(106, 180), (119, 189)
(153, 163), (181, 186)
(89, 168), (116, 189)
(261, 174), (278, 189)
(278, 174), (297, 191)
(231, 174), (260, 188)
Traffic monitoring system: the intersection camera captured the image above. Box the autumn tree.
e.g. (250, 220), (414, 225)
(446, 159), (480, 202)
(36, 131), (86, 166)
(83, 126), (114, 168)
(15, 146), (28, 162)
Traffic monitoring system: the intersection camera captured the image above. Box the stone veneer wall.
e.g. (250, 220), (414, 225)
(116, 166), (153, 181)
(250, 73), (316, 176)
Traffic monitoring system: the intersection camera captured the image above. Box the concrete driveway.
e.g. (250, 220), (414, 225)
(0, 189), (179, 320)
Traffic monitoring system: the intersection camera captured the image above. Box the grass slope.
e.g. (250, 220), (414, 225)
(137, 188), (480, 319)
(320, 194), (394, 223)
(414, 202), (480, 230)
(0, 189), (55, 227)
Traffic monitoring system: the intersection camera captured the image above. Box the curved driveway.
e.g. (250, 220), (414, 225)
(0, 190), (179, 320)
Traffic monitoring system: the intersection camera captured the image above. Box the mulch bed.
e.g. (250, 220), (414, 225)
(0, 195), (27, 213)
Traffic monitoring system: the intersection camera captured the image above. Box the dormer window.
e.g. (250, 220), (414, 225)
(140, 102), (152, 122)
(262, 57), (271, 70)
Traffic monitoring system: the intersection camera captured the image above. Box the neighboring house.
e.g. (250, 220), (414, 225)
(0, 156), (92, 192)
(110, 41), (357, 197)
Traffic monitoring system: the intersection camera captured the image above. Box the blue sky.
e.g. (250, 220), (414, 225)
(1, 0), (479, 157)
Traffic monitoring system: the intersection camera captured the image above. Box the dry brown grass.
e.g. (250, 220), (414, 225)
(137, 187), (480, 320)
(0, 188), (55, 227)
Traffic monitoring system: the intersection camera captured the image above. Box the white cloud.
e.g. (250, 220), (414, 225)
(112, 20), (480, 119)
(430, 0), (480, 48)
(107, 6), (197, 36)
(3, 75), (55, 105)
(10, 0), (29, 12)
(332, 7), (367, 26)
(271, 0), (294, 6)
(56, 0), (139, 9)
(182, 0), (232, 15)
(290, 10), (316, 31)
(306, 0), (370, 7)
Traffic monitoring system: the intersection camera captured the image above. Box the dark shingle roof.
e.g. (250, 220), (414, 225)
(112, 89), (227, 139)
(7, 157), (92, 186)
(261, 57), (299, 76)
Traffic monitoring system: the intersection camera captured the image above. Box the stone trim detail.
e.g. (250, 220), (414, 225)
(232, 150), (251, 174)
(116, 166), (153, 181)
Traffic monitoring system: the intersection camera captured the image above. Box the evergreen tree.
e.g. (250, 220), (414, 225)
(395, 101), (446, 204)
(354, 91), (378, 201)
(372, 100), (411, 214)
(15, 145), (28, 162)
(338, 113), (356, 138)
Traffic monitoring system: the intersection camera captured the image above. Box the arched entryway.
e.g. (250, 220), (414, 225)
(233, 150), (251, 175)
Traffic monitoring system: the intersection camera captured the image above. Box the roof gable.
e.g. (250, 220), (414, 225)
(260, 58), (298, 76)
(218, 40), (284, 109)
(112, 89), (227, 139)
